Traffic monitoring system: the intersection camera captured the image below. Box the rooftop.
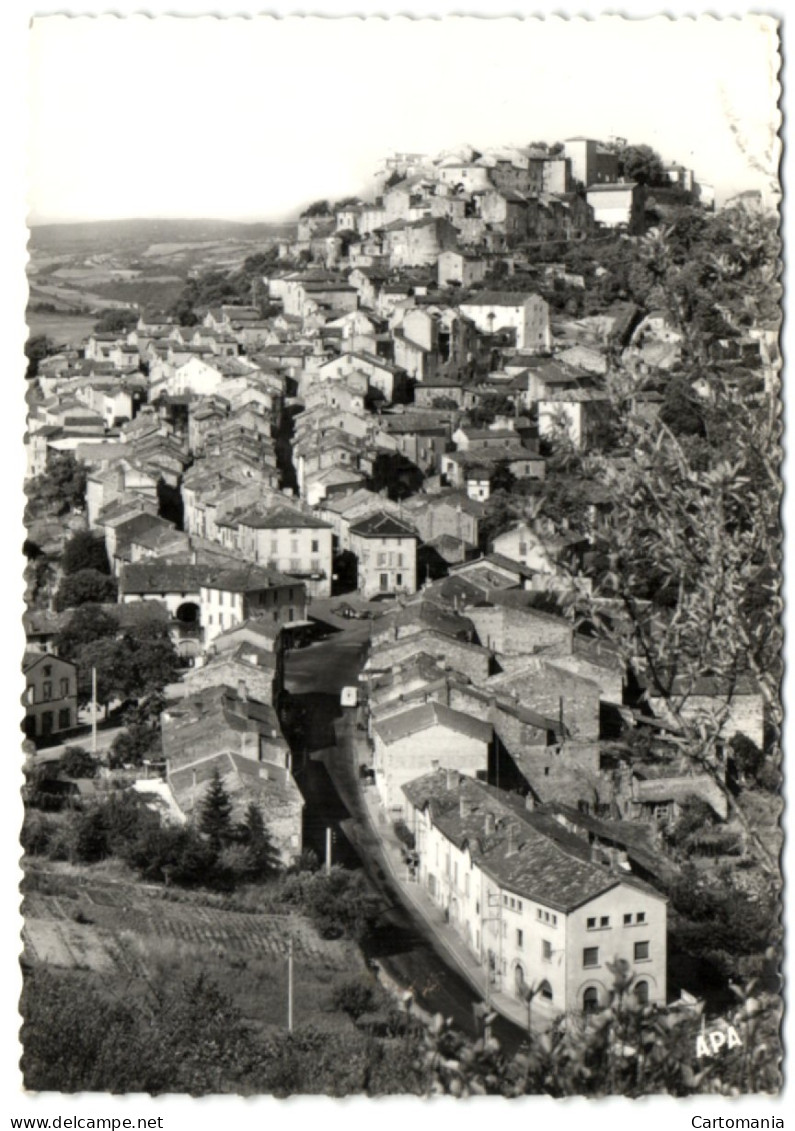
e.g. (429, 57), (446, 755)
(403, 771), (663, 911)
(350, 511), (419, 539)
(373, 700), (492, 746)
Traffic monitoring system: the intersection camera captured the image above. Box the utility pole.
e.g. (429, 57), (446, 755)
(91, 667), (97, 758)
(287, 933), (294, 1032)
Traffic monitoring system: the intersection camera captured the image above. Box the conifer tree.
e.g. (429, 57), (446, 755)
(199, 768), (233, 852)
(241, 802), (280, 877)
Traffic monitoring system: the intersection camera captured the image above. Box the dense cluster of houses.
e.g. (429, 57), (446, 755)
(357, 570), (761, 1018)
(23, 139), (761, 1013)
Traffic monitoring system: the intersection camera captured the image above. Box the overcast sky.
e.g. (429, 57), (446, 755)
(27, 14), (780, 223)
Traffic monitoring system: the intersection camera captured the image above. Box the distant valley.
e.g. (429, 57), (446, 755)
(26, 216), (296, 342)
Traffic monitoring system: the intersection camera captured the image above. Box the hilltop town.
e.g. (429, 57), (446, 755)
(20, 137), (782, 1095)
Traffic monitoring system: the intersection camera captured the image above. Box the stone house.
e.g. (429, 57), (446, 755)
(437, 250), (487, 289)
(235, 507), (333, 598)
(383, 218), (460, 269)
(162, 684), (302, 865)
(349, 511), (419, 598)
(402, 769), (668, 1018)
(23, 652), (78, 740)
(373, 702), (492, 816)
(485, 657), (601, 741)
(586, 182), (646, 234)
(200, 566), (307, 649)
(401, 491), (485, 550)
(458, 292), (551, 354)
(366, 628), (492, 685)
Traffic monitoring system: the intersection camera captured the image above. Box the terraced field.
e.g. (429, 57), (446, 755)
(21, 869), (366, 1029)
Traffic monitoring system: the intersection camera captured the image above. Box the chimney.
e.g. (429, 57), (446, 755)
(237, 680), (248, 703)
(524, 793), (535, 812)
(431, 759), (440, 772)
(459, 792), (468, 818)
(446, 767), (457, 791)
(506, 823), (519, 856)
(484, 811), (496, 836)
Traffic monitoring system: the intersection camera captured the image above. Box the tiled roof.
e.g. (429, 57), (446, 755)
(403, 771), (662, 911)
(236, 506), (332, 531)
(586, 181), (638, 193)
(373, 701), (492, 745)
(202, 564), (299, 593)
(120, 562), (210, 594)
(377, 597), (476, 642)
(460, 291), (538, 307)
(349, 511), (419, 539)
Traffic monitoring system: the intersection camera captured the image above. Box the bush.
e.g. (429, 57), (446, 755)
(278, 867), (381, 942)
(60, 746), (99, 779)
(54, 569), (118, 612)
(20, 811), (56, 856)
(62, 532), (111, 576)
(331, 977), (383, 1021)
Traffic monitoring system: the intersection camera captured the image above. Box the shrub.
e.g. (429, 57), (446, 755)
(331, 977), (383, 1021)
(60, 746), (99, 780)
(20, 811), (55, 856)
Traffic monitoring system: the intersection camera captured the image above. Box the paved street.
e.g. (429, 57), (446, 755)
(284, 601), (527, 1052)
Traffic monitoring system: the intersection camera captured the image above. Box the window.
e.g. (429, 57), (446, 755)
(624, 913), (632, 926)
(551, 915), (557, 926)
(42, 681), (52, 701)
(25, 685), (34, 705)
(517, 900), (523, 912)
(516, 929), (523, 949)
(634, 941), (650, 961)
(634, 980), (649, 1005)
(311, 539), (319, 553)
(637, 912), (646, 924)
(58, 708), (71, 729)
(503, 895), (508, 907)
(542, 940), (552, 961)
(539, 980), (553, 1001)
(583, 987), (599, 1014)
(60, 678), (70, 697)
(43, 665), (52, 678)
(600, 916), (610, 928)
(583, 947), (599, 968)
(587, 917), (596, 930)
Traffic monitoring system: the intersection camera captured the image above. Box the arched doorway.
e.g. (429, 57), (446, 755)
(583, 986), (599, 1014)
(514, 963), (526, 997)
(634, 980), (649, 1005)
(176, 601), (200, 625)
(538, 979), (553, 1002)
